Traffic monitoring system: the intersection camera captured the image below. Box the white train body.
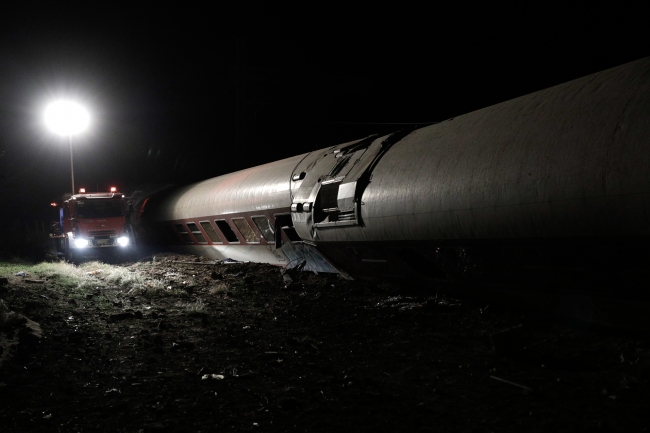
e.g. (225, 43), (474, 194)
(135, 57), (650, 288)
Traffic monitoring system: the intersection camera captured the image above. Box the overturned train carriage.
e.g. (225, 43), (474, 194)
(135, 57), (650, 294)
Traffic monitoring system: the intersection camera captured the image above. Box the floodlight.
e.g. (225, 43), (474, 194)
(44, 100), (91, 195)
(44, 101), (90, 136)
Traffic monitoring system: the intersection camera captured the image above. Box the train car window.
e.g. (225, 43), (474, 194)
(186, 222), (207, 243)
(199, 221), (223, 243)
(174, 224), (193, 243)
(215, 220), (239, 243)
(252, 216), (274, 242)
(274, 214), (302, 243)
(313, 180), (357, 227)
(232, 218), (260, 243)
(314, 181), (340, 224)
(319, 182), (340, 212)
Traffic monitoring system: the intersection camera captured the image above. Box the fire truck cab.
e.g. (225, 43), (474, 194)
(54, 188), (134, 262)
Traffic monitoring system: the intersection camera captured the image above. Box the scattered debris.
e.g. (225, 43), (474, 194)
(220, 258), (245, 264)
(489, 375), (533, 393)
(0, 253), (648, 432)
(171, 341), (195, 352)
(280, 259), (306, 287)
(201, 374), (225, 380)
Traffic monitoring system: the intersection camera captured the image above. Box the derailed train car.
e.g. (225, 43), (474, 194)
(134, 57), (650, 295)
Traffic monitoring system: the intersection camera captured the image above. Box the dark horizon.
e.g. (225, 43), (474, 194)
(0, 6), (648, 221)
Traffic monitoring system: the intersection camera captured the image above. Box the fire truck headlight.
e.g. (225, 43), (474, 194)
(74, 238), (89, 248)
(117, 236), (129, 246)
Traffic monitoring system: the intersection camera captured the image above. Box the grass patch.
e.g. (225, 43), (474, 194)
(0, 260), (167, 297)
(209, 283), (229, 295)
(1, 261), (87, 294)
(177, 299), (207, 316)
(90, 293), (116, 311)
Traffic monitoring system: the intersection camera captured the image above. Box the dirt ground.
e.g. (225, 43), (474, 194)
(0, 253), (649, 432)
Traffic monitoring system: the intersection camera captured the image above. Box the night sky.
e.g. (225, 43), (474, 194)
(0, 5), (647, 222)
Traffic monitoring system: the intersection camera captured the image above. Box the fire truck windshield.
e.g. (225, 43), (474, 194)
(75, 199), (124, 218)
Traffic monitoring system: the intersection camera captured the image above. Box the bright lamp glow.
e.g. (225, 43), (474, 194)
(74, 238), (89, 248)
(117, 236), (129, 246)
(44, 101), (90, 136)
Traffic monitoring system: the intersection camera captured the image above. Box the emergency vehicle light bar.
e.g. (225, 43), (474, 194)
(79, 188), (86, 193)
(110, 187), (117, 192)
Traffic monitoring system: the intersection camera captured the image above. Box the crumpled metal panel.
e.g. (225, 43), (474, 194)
(280, 242), (341, 274)
(311, 57), (650, 243)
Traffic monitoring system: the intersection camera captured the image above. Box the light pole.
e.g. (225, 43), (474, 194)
(44, 101), (90, 195)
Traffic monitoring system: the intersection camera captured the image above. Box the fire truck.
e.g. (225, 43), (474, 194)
(51, 187), (134, 262)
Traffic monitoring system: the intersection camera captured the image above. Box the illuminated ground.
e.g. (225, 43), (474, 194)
(0, 254), (648, 432)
